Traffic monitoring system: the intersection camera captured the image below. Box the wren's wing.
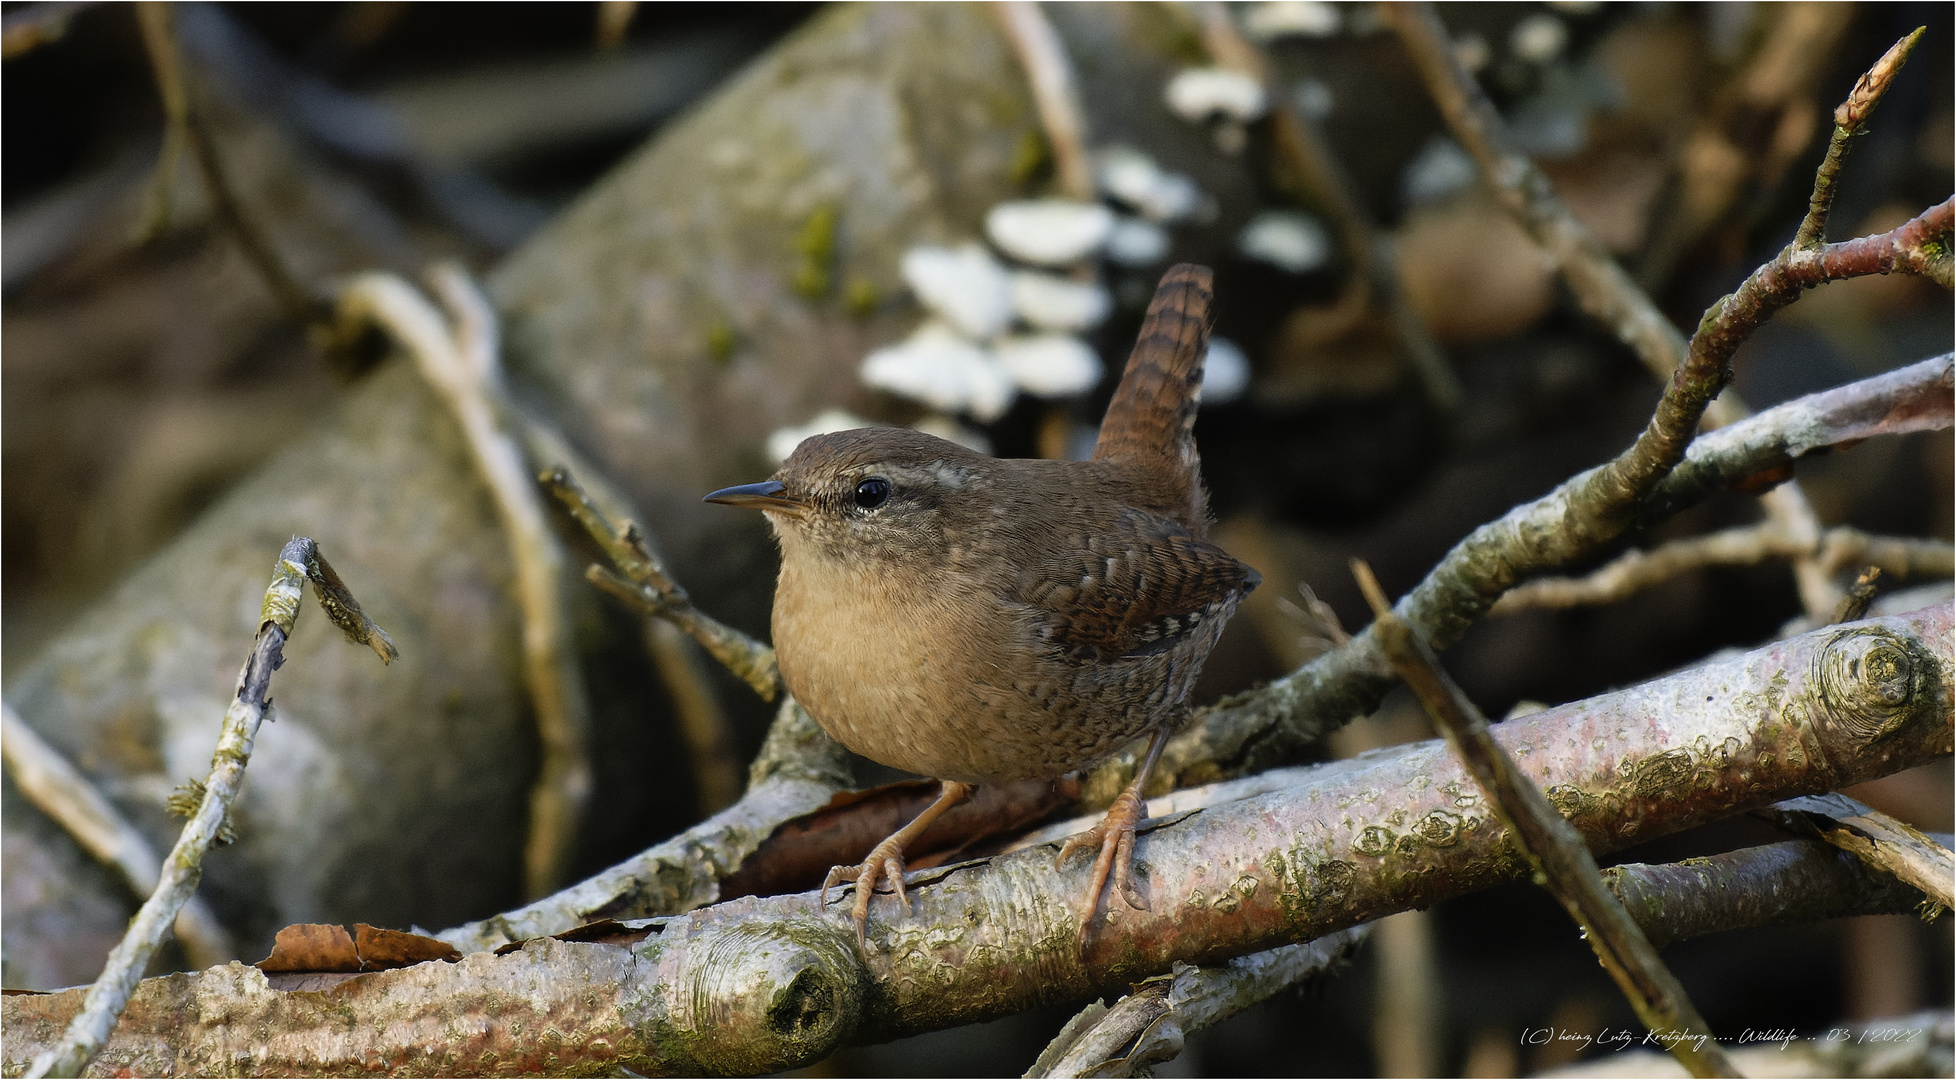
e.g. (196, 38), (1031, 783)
(1092, 264), (1214, 530)
(1019, 508), (1260, 663)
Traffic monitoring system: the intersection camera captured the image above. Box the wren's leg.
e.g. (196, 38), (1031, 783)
(1057, 726), (1169, 936)
(821, 779), (973, 944)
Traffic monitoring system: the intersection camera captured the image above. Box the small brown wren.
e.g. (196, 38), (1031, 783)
(707, 264), (1258, 941)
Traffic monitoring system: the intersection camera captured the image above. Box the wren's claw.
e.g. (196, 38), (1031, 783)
(820, 834), (914, 946)
(818, 780), (973, 948)
(1056, 785), (1150, 939)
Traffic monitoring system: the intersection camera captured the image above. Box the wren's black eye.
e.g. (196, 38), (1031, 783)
(854, 476), (891, 510)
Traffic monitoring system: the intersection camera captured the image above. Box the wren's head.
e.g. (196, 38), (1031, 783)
(704, 427), (988, 564)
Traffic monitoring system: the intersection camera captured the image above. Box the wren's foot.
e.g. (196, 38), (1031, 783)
(820, 835), (913, 946)
(1056, 784), (1150, 937)
(817, 779), (972, 946)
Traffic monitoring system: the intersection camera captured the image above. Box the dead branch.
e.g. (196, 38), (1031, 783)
(1604, 839), (1935, 950)
(336, 267), (593, 900)
(1757, 793), (1955, 910)
(541, 467), (780, 701)
(0, 706), (234, 972)
(994, 2), (1095, 202)
(21, 538), (393, 1080)
(8, 605), (1946, 1076)
(1355, 561), (1733, 1077)
(1121, 346), (1953, 800)
(435, 695), (852, 954)
(1493, 523), (1953, 614)
(1026, 927), (1371, 1079)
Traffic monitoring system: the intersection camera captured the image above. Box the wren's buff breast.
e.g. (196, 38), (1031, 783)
(767, 435), (1254, 784)
(709, 264), (1255, 939)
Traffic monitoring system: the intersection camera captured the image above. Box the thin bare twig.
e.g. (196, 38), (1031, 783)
(1492, 525), (1951, 614)
(511, 419), (747, 814)
(1382, 5), (1938, 622)
(22, 538), (392, 1079)
(540, 467), (758, 814)
(1795, 28), (1927, 250)
(1353, 559), (1736, 1078)
(0, 706), (234, 971)
(540, 467), (780, 703)
(1193, 2), (1460, 411)
(336, 267), (593, 900)
(133, 2), (323, 332)
(994, 1), (1095, 201)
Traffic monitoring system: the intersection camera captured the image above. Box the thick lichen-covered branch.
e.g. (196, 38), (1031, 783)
(21, 539), (392, 1080)
(0, 706), (234, 972)
(1038, 826), (1944, 1079)
(1355, 562), (1733, 1078)
(337, 267), (593, 900)
(8, 606), (1947, 1077)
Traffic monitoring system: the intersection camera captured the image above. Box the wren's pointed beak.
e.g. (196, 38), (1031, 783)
(703, 480), (804, 515)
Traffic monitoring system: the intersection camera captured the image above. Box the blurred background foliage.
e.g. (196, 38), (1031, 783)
(2, 2), (1950, 1076)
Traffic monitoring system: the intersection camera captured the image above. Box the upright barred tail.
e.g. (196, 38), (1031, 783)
(1093, 263), (1215, 529)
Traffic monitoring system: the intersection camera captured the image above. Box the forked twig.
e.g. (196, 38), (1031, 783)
(1383, 7), (1941, 622)
(336, 267), (591, 900)
(23, 538), (393, 1079)
(132, 2), (323, 333)
(541, 467), (780, 703)
(1493, 524), (1952, 614)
